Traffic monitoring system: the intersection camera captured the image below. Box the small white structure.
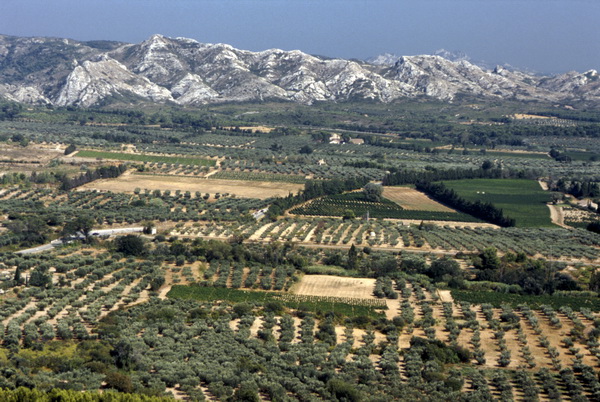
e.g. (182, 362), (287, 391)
(252, 208), (269, 220)
(329, 133), (342, 144)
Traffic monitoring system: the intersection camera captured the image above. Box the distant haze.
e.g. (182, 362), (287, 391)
(1, 0), (598, 74)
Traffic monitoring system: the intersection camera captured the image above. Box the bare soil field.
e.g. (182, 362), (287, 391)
(291, 275), (376, 299)
(0, 143), (63, 162)
(0, 144), (65, 174)
(382, 186), (456, 212)
(79, 174), (303, 199)
(513, 113), (552, 120)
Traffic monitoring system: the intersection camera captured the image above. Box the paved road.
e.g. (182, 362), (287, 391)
(17, 240), (62, 255)
(16, 227), (144, 254)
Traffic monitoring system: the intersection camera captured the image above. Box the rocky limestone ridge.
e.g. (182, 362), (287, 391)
(0, 33), (598, 107)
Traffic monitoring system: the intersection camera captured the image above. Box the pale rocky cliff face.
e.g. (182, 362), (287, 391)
(0, 33), (598, 107)
(56, 55), (173, 107)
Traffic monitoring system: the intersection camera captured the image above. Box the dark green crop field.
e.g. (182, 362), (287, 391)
(443, 179), (553, 227)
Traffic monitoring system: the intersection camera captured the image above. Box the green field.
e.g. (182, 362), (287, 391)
(563, 150), (600, 161)
(76, 150), (216, 166)
(443, 179), (552, 227)
(168, 285), (386, 317)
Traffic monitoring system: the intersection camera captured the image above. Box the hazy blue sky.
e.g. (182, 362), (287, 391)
(0, 0), (598, 74)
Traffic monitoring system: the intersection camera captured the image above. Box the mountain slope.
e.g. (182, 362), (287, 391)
(0, 33), (598, 107)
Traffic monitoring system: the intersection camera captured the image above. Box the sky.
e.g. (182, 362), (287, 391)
(0, 0), (598, 74)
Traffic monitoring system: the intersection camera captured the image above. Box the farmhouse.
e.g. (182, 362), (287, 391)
(329, 133), (342, 144)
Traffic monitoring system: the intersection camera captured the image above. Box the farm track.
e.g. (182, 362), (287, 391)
(547, 203), (571, 229)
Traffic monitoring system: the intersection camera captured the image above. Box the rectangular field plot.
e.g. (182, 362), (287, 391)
(292, 275), (377, 299)
(76, 150), (216, 166)
(383, 186), (455, 212)
(168, 285), (385, 317)
(79, 174), (303, 199)
(443, 179), (552, 227)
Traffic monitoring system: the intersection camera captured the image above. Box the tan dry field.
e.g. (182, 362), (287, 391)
(222, 125), (274, 133)
(0, 143), (64, 162)
(292, 274), (376, 299)
(513, 113), (552, 120)
(79, 174), (303, 199)
(382, 186), (455, 212)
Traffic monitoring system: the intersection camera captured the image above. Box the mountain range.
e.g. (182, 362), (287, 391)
(0, 33), (599, 107)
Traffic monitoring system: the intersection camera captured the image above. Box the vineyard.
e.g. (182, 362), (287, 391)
(289, 192), (481, 222)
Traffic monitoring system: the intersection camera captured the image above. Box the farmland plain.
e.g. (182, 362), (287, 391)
(1, 100), (600, 400)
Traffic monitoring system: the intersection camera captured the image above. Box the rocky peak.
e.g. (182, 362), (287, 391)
(0, 34), (598, 106)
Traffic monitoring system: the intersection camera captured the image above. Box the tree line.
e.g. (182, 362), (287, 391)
(382, 166), (503, 186)
(552, 178), (600, 199)
(59, 164), (127, 191)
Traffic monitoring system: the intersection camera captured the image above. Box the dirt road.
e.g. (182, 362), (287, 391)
(547, 203), (569, 228)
